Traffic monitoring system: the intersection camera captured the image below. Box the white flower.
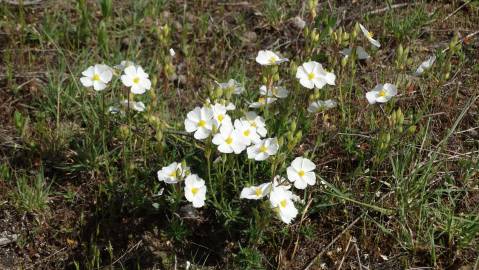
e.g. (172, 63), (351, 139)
(259, 85), (289, 98)
(240, 112), (267, 137)
(255, 50), (288, 65)
(296, 61), (336, 89)
(340, 46), (370, 60)
(121, 65), (152, 94)
(247, 138), (279, 161)
(212, 122), (247, 154)
(287, 157), (316, 189)
(157, 162), (189, 184)
(365, 83), (397, 104)
(184, 174), (207, 208)
(359, 23), (380, 48)
(269, 188), (298, 224)
(217, 79), (244, 95)
(80, 64), (113, 91)
(169, 48), (176, 57)
(211, 103), (231, 128)
(234, 119), (260, 145)
(307, 99), (337, 113)
(240, 182), (272, 200)
(184, 106), (214, 140)
(249, 96), (277, 108)
(414, 55), (436, 76)
(121, 99), (146, 112)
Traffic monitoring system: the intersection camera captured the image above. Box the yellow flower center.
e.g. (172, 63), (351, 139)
(298, 170), (305, 177)
(367, 31), (373, 38)
(243, 130), (250, 137)
(133, 76), (140, 84)
(308, 72), (315, 80)
(217, 114), (224, 122)
(198, 120), (206, 127)
(378, 89), (386, 97)
(259, 145), (268, 153)
(255, 188), (262, 197)
(225, 136), (233, 145)
(258, 97), (266, 104)
(280, 199), (287, 208)
(269, 56), (278, 64)
(92, 74), (100, 81)
(191, 187), (199, 195)
(168, 171), (177, 178)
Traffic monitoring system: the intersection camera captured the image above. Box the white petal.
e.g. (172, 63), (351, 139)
(299, 78), (315, 89)
(123, 65), (136, 76)
(365, 91), (378, 104)
(80, 77), (93, 87)
(185, 119), (198, 132)
(93, 81), (107, 91)
(121, 75), (133, 87)
(131, 84), (146, 94)
(194, 128), (210, 140)
(82, 66), (95, 77)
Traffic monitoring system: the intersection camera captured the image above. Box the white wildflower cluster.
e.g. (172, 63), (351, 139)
(80, 61), (152, 113)
(240, 156), (316, 224)
(184, 103), (278, 161)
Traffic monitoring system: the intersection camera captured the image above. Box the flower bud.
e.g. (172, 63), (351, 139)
(408, 125), (417, 134)
(290, 121), (297, 132)
(118, 125), (130, 140)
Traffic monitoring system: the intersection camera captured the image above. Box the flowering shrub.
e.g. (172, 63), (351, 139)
(78, 19), (416, 225)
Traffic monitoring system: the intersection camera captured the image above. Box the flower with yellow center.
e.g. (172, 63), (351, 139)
(359, 23), (381, 48)
(234, 119), (260, 145)
(247, 138), (278, 161)
(184, 106), (214, 140)
(184, 174), (206, 208)
(158, 162), (189, 184)
(80, 64), (113, 91)
(255, 50), (288, 66)
(211, 103), (232, 129)
(365, 83), (397, 105)
(296, 61), (336, 89)
(212, 121), (247, 154)
(287, 157), (316, 189)
(269, 188), (298, 224)
(240, 182), (272, 200)
(241, 112), (267, 137)
(121, 65), (151, 94)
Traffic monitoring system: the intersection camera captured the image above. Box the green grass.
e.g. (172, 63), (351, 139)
(0, 0), (478, 269)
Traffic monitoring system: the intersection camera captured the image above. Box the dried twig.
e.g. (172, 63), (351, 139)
(1, 0), (43, 5)
(441, 0), (472, 23)
(337, 236), (353, 270)
(366, 2), (420, 16)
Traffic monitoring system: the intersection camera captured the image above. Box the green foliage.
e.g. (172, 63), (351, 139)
(13, 171), (50, 214)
